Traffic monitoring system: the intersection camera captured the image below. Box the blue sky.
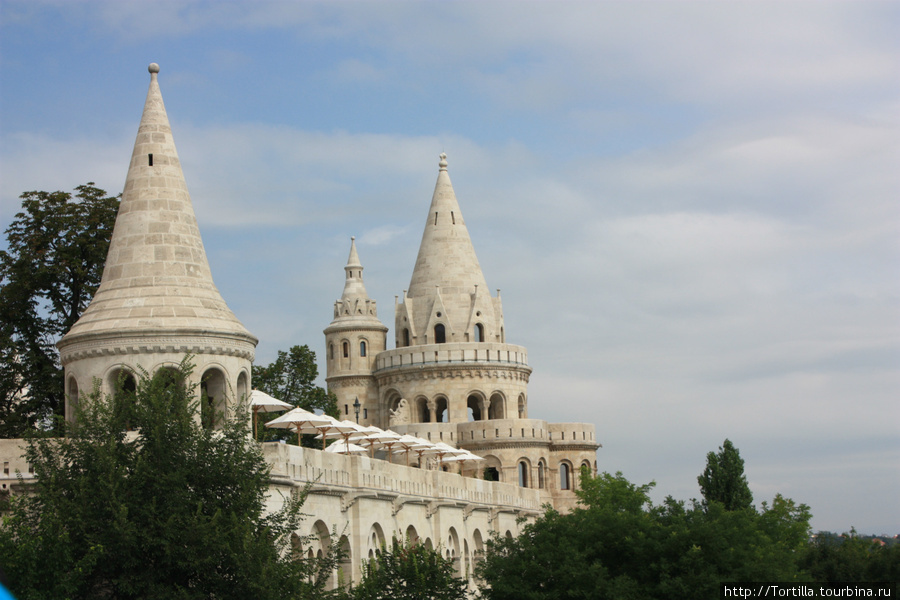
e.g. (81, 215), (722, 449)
(1, 1), (898, 534)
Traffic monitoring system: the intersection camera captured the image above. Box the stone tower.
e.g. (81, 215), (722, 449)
(380, 153), (531, 427)
(324, 237), (388, 426)
(57, 64), (257, 426)
(325, 153), (601, 511)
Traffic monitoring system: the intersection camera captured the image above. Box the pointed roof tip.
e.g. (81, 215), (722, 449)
(439, 152), (448, 171)
(346, 235), (362, 269)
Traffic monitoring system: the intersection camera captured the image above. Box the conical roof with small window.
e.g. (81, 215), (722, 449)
(399, 154), (503, 344)
(59, 64), (256, 348)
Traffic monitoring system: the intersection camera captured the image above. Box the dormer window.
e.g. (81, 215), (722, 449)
(434, 323), (446, 344)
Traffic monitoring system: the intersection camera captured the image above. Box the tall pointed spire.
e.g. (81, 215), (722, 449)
(407, 153), (490, 298)
(397, 154), (503, 346)
(60, 64), (256, 344)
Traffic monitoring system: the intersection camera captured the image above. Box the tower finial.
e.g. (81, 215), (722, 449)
(148, 63), (160, 74)
(439, 152), (448, 171)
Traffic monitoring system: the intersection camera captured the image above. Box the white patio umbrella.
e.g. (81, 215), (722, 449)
(394, 435), (441, 468)
(248, 390), (293, 439)
(433, 442), (467, 469)
(347, 427), (401, 459)
(325, 440), (368, 455)
(266, 409), (339, 448)
(442, 450), (485, 475)
(391, 434), (428, 467)
(314, 420), (368, 454)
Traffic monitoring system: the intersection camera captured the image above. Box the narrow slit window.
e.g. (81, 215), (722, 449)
(451, 211), (455, 224)
(148, 153), (153, 166)
(434, 212), (438, 225)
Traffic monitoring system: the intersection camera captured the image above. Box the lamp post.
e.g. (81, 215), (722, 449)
(353, 397), (361, 424)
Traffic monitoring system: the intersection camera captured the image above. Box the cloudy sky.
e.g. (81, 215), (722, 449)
(1, 1), (898, 534)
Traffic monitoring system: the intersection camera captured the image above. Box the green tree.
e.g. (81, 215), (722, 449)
(697, 438), (753, 511)
(801, 529), (900, 593)
(252, 345), (339, 444)
(0, 184), (119, 437)
(0, 358), (340, 600)
(346, 537), (467, 600)
(477, 466), (811, 600)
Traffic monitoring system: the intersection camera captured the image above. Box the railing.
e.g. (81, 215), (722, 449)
(375, 342), (529, 371)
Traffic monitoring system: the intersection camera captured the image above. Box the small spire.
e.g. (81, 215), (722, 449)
(346, 236), (362, 271)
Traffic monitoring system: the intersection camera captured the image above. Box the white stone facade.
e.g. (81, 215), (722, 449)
(0, 64), (602, 589)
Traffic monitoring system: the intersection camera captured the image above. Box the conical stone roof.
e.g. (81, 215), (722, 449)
(59, 64), (256, 348)
(408, 153), (490, 298)
(399, 154), (503, 344)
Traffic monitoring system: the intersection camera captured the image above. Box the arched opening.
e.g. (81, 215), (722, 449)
(405, 525), (419, 544)
(447, 527), (461, 576)
(488, 393), (505, 420)
(311, 520), (333, 588)
(369, 523), (386, 556)
(200, 367), (227, 430)
(538, 460), (546, 489)
(109, 368), (137, 430)
(474, 323), (484, 342)
(466, 394), (483, 422)
(434, 323), (446, 344)
(414, 396), (430, 423)
(517, 394), (526, 419)
(473, 529), (485, 575)
(482, 455), (502, 482)
(434, 396), (449, 423)
(67, 377), (79, 423)
(338, 535), (352, 588)
(560, 462), (572, 491)
(518, 460), (529, 488)
(402, 328), (410, 347)
(236, 371), (249, 406)
(359, 340), (367, 357)
(582, 460), (592, 476)
(342, 341), (349, 358)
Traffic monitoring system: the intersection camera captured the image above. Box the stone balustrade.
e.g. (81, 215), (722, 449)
(374, 342), (529, 371)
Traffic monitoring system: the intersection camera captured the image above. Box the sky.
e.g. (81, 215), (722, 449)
(1, 1), (898, 535)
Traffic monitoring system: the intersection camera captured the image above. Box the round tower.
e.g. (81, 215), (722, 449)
(375, 154), (532, 432)
(57, 64), (257, 428)
(324, 237), (388, 427)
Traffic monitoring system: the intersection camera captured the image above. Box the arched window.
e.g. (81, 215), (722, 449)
(518, 394), (526, 419)
(360, 340), (367, 357)
(67, 377), (79, 423)
(342, 341), (349, 358)
(518, 461), (529, 488)
(560, 462), (572, 491)
(538, 460), (546, 489)
(434, 323), (446, 344)
(475, 323), (484, 342)
(403, 328), (410, 347)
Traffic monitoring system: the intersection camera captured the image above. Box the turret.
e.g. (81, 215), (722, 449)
(324, 237), (387, 426)
(57, 64), (257, 427)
